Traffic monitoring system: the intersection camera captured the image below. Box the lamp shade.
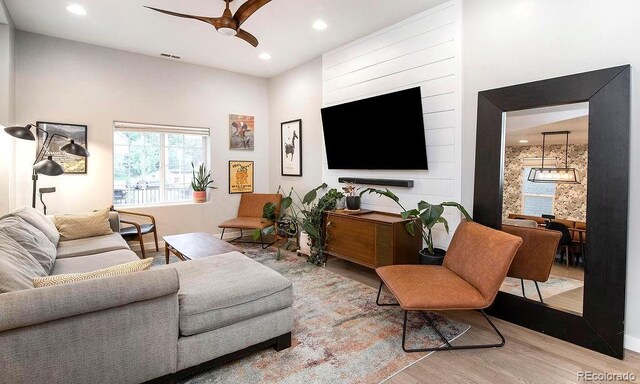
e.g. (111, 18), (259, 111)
(60, 139), (90, 157)
(4, 125), (36, 141)
(527, 167), (580, 184)
(33, 156), (64, 176)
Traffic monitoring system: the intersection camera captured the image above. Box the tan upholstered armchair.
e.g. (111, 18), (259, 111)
(376, 221), (522, 352)
(502, 224), (562, 303)
(219, 193), (282, 249)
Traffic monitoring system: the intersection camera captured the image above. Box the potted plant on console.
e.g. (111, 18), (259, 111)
(191, 162), (216, 203)
(360, 188), (472, 265)
(342, 182), (363, 210)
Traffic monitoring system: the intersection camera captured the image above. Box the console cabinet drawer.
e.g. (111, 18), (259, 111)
(324, 211), (421, 268)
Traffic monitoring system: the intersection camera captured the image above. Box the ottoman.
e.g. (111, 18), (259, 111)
(164, 251), (294, 371)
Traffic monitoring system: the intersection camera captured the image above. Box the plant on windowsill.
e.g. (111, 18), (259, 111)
(191, 162), (216, 203)
(360, 188), (472, 265)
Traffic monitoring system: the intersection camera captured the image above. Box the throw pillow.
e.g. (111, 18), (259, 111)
(0, 216), (57, 274)
(55, 207), (113, 241)
(2, 206), (60, 246)
(33, 258), (154, 288)
(0, 232), (48, 293)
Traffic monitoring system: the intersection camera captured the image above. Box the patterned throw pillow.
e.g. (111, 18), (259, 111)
(33, 258), (154, 287)
(55, 207), (113, 241)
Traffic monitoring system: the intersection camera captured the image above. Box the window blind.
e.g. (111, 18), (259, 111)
(113, 121), (210, 136)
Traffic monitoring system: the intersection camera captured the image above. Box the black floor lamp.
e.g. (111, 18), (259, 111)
(3, 124), (90, 209)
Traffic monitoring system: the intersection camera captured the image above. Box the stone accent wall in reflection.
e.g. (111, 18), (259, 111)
(503, 144), (588, 222)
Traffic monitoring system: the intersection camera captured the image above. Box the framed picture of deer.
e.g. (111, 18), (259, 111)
(281, 119), (302, 176)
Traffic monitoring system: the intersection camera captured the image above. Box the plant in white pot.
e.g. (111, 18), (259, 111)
(360, 188), (472, 265)
(191, 162), (216, 203)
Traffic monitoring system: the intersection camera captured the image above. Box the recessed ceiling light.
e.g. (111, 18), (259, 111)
(259, 52), (271, 60)
(312, 20), (328, 30)
(66, 4), (87, 15)
(519, 139), (529, 143)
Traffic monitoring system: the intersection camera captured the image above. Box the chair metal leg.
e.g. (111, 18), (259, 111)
(224, 228), (276, 249)
(376, 281), (399, 306)
(534, 281), (544, 303)
(260, 231), (276, 249)
(401, 309), (505, 352)
(520, 278), (527, 299)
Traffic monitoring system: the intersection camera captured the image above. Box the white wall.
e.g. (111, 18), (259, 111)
(321, 1), (463, 248)
(0, 0), (16, 215)
(461, 0), (640, 353)
(14, 32), (269, 238)
(268, 57), (324, 195)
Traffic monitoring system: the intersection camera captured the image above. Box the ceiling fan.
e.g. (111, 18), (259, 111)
(144, 0), (271, 47)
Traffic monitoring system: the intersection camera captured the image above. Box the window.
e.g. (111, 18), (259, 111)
(113, 122), (209, 206)
(521, 166), (555, 216)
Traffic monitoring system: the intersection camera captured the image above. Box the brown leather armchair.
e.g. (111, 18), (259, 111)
(502, 224), (562, 302)
(376, 221), (522, 352)
(219, 193), (282, 249)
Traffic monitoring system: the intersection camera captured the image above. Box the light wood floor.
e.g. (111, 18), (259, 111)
(325, 257), (640, 384)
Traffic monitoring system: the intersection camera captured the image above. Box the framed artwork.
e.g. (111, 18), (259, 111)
(229, 114), (255, 150)
(281, 119), (302, 177)
(229, 160), (254, 194)
(36, 121), (87, 174)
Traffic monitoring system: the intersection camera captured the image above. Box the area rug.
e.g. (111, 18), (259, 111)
(150, 244), (470, 384)
(500, 275), (584, 300)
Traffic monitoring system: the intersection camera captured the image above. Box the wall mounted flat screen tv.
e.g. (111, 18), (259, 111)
(321, 87), (428, 170)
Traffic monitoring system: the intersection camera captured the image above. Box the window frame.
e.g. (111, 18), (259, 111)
(113, 122), (210, 207)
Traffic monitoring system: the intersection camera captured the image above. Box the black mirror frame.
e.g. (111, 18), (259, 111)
(473, 65), (630, 358)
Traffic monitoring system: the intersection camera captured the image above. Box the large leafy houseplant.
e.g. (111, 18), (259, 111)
(360, 188), (472, 257)
(254, 183), (343, 265)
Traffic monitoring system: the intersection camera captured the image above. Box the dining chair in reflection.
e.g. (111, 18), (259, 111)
(546, 221), (574, 267)
(502, 224), (562, 303)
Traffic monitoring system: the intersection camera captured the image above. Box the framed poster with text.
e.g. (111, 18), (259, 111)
(229, 160), (254, 194)
(281, 119), (302, 176)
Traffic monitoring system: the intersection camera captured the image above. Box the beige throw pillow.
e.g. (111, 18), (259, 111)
(33, 258), (154, 287)
(55, 208), (113, 241)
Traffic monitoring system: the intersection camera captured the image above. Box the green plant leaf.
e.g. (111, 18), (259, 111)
(418, 203), (444, 229)
(441, 202), (473, 221)
(302, 183), (327, 205)
(280, 196), (293, 212)
(252, 229), (261, 241)
(437, 216), (450, 233)
(262, 202), (277, 220)
(401, 209), (419, 219)
(302, 221), (320, 240)
(405, 221), (415, 236)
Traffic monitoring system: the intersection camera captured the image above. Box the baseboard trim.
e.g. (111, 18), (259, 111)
(625, 334), (640, 353)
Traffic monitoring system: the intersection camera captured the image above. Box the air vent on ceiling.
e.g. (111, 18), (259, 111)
(160, 53), (181, 59)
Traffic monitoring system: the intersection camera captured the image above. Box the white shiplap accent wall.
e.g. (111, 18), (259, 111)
(321, 1), (462, 248)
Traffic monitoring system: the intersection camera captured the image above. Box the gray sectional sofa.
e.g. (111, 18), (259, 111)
(0, 207), (294, 383)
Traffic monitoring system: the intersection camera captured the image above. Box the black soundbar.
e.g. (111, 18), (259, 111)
(338, 177), (414, 188)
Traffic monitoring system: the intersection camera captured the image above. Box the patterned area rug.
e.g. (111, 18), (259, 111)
(149, 244), (470, 384)
(500, 275), (584, 300)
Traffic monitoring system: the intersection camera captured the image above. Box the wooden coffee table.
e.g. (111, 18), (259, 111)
(163, 232), (244, 264)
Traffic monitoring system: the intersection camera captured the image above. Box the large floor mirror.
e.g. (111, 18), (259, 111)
(473, 65), (630, 358)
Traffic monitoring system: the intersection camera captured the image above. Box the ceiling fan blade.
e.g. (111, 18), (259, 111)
(235, 29), (259, 47)
(233, 0), (271, 27)
(144, 6), (217, 26)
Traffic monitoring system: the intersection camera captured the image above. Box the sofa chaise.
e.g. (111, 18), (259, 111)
(0, 206), (293, 383)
